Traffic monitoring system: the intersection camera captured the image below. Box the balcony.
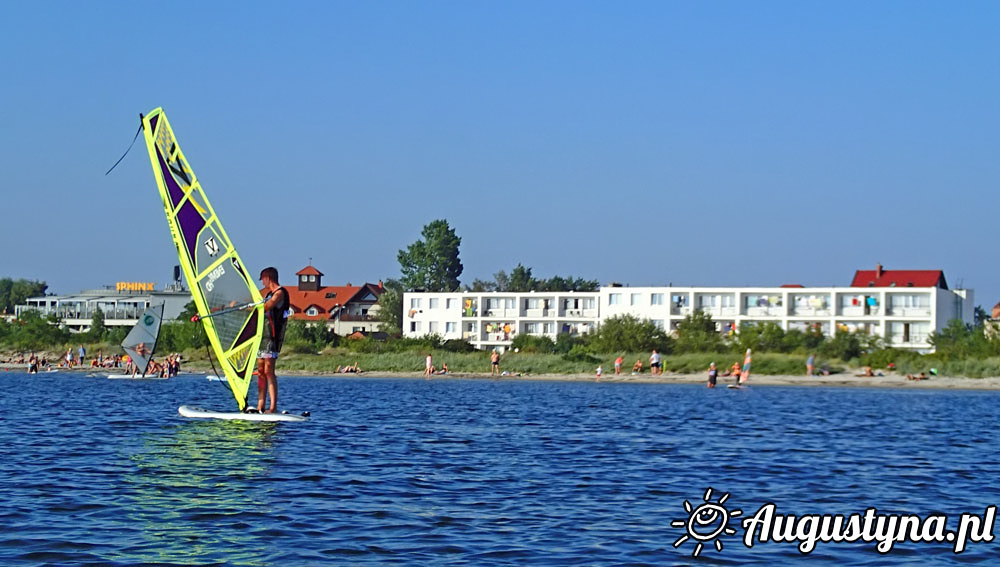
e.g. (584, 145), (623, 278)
(885, 307), (932, 317)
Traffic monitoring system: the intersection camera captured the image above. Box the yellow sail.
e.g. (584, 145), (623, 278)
(141, 108), (263, 410)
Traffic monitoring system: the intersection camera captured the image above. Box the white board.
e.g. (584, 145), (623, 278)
(178, 405), (309, 422)
(107, 373), (167, 380)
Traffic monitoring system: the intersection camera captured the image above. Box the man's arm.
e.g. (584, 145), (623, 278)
(263, 288), (286, 311)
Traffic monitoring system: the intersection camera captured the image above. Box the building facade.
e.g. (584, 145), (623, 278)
(15, 282), (191, 332)
(402, 267), (973, 353)
(285, 266), (384, 336)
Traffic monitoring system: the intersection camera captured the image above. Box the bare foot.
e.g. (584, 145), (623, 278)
(264, 408), (276, 414)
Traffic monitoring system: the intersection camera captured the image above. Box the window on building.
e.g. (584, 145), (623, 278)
(651, 293), (664, 305)
(410, 322), (419, 332)
(630, 293), (642, 306)
(410, 298), (422, 309)
(306, 307), (318, 316)
(429, 298), (439, 309)
(526, 298), (542, 309)
(446, 298), (455, 309)
(525, 322), (538, 333)
(446, 322), (456, 333)
(504, 298), (516, 309)
(609, 293), (621, 306)
(583, 298), (596, 309)
(428, 321), (438, 333)
(309, 275), (316, 282)
(543, 323), (554, 334)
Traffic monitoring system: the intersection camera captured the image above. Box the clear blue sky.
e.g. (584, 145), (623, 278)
(2, 1), (998, 304)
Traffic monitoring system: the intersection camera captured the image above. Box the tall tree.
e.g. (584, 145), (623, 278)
(508, 264), (536, 292)
(0, 278), (48, 314)
(398, 219), (463, 292)
(375, 279), (404, 335)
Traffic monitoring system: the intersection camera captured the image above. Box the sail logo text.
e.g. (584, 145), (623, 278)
(205, 266), (226, 292)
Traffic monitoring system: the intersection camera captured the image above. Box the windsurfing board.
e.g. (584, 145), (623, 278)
(727, 384), (743, 389)
(178, 405), (309, 422)
(108, 373), (167, 380)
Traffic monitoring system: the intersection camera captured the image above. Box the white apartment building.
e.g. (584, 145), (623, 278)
(403, 268), (973, 353)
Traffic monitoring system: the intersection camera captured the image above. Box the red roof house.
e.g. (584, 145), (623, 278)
(284, 266), (384, 332)
(850, 264), (947, 289)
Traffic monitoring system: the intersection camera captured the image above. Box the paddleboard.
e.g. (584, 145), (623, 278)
(178, 405), (309, 422)
(206, 375), (225, 381)
(727, 384), (742, 389)
(108, 373), (167, 380)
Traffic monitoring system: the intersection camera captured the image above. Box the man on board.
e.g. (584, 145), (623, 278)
(256, 267), (289, 413)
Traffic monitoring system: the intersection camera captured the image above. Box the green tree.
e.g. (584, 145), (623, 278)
(398, 219), (463, 291)
(85, 308), (107, 342)
(511, 333), (556, 353)
(375, 279), (404, 335)
(9, 311), (69, 350)
(675, 310), (724, 353)
(735, 321), (786, 353)
(535, 275), (599, 292)
(508, 264), (537, 292)
(0, 278), (48, 314)
(589, 314), (673, 354)
(929, 319), (999, 360)
(492, 269), (510, 292)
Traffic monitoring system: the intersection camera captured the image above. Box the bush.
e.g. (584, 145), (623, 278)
(562, 344), (599, 364)
(440, 339), (478, 353)
(674, 311), (724, 353)
(589, 314), (673, 354)
(511, 334), (556, 353)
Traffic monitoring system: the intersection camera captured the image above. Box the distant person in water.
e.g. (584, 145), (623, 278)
(256, 267), (289, 413)
(707, 362), (718, 388)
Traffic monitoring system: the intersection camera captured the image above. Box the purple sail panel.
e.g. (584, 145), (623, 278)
(175, 200), (206, 264)
(148, 114), (159, 132)
(234, 314), (258, 350)
(156, 146), (187, 208)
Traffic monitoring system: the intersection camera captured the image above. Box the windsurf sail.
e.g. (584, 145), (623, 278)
(140, 108), (264, 411)
(121, 303), (164, 377)
(739, 348), (752, 384)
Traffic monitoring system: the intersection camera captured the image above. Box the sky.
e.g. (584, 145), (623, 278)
(2, 1), (998, 304)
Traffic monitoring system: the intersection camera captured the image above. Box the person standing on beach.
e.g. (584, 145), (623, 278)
(490, 349), (500, 376)
(425, 353), (433, 378)
(650, 349), (661, 376)
(78, 345), (86, 366)
(707, 362), (718, 388)
(614, 355), (623, 375)
(256, 267), (289, 414)
(806, 353), (815, 376)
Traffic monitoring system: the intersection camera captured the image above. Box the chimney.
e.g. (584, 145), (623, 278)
(875, 263), (883, 279)
(378, 280), (383, 289)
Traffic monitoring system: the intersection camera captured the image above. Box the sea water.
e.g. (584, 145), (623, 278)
(0, 372), (997, 565)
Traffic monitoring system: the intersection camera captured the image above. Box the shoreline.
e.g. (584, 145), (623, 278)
(4, 363), (998, 390)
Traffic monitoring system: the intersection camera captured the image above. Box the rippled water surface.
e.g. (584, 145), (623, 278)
(1, 372), (998, 565)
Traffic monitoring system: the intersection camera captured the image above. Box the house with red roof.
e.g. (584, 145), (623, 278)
(285, 265), (384, 335)
(851, 264), (948, 289)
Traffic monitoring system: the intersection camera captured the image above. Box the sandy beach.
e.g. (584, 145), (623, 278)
(4, 363), (999, 390)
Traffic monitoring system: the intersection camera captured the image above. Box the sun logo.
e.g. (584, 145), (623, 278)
(671, 487), (742, 557)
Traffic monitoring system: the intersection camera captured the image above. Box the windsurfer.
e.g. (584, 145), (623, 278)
(256, 267), (289, 413)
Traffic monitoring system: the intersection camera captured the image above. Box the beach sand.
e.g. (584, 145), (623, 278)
(4, 363), (997, 390)
(274, 370), (1000, 391)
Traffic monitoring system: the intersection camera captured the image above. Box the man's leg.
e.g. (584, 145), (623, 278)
(264, 358), (278, 413)
(256, 358), (267, 411)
